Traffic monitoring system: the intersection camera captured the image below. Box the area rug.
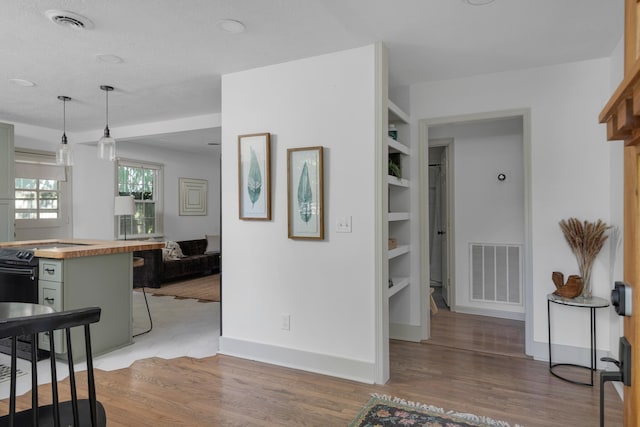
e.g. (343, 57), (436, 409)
(139, 274), (220, 302)
(0, 363), (26, 383)
(349, 395), (522, 427)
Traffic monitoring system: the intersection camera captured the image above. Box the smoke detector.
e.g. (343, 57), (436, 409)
(45, 10), (94, 30)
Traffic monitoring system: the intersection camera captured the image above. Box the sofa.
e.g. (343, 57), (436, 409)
(133, 237), (220, 288)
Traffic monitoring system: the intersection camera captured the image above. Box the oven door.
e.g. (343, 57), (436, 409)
(0, 264), (38, 303)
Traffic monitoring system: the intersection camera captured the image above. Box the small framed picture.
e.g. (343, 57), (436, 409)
(287, 146), (324, 240)
(238, 133), (271, 220)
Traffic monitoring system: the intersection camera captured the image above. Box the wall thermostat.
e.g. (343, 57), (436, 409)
(612, 282), (633, 317)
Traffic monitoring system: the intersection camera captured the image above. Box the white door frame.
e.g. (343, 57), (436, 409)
(419, 109), (533, 356)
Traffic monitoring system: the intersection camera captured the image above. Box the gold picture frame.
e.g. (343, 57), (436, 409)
(287, 146), (324, 240)
(238, 133), (272, 220)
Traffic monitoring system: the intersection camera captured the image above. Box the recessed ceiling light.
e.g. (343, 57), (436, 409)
(45, 10), (94, 30)
(9, 78), (35, 87)
(218, 19), (245, 34)
(96, 54), (124, 64)
(463, 0), (496, 5)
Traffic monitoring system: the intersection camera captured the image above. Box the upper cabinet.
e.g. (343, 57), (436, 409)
(0, 123), (14, 200)
(0, 122), (14, 242)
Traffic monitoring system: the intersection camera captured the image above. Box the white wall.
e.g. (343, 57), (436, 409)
(412, 57), (615, 363)
(11, 124), (220, 241)
(72, 142), (219, 240)
(220, 45), (378, 382)
(429, 118), (524, 315)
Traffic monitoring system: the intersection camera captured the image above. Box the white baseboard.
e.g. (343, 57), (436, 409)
(453, 305), (525, 321)
(219, 336), (376, 384)
(531, 340), (611, 371)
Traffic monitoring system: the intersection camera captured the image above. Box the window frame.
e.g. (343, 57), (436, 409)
(14, 150), (68, 230)
(115, 158), (164, 239)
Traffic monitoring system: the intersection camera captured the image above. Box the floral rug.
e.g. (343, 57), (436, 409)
(349, 395), (522, 427)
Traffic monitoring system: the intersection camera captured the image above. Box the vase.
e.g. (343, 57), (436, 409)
(581, 274), (592, 299)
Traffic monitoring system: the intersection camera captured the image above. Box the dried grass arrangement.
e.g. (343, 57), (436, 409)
(558, 218), (611, 298)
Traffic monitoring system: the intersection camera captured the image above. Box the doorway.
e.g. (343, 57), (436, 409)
(428, 144), (450, 309)
(422, 110), (532, 356)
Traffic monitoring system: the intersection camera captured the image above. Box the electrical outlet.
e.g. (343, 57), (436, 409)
(281, 313), (290, 331)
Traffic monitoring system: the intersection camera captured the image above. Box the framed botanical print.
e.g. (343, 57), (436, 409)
(287, 146), (324, 240)
(238, 133), (271, 220)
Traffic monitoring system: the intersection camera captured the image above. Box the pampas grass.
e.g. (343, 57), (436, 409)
(559, 218), (611, 297)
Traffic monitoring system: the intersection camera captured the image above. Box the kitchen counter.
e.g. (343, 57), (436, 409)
(0, 239), (164, 259)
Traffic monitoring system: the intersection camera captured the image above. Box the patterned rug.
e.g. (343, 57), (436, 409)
(349, 395), (522, 427)
(0, 363), (26, 383)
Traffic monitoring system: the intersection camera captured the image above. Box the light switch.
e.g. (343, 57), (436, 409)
(336, 216), (352, 233)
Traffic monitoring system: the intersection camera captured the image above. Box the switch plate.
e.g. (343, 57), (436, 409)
(281, 313), (290, 331)
(336, 216), (352, 233)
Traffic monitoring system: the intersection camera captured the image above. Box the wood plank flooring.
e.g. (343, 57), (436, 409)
(0, 312), (623, 426)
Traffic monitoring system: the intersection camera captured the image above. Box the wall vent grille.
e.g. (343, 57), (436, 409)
(470, 243), (522, 304)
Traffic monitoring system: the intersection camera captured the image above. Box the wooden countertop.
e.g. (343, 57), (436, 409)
(0, 239), (164, 259)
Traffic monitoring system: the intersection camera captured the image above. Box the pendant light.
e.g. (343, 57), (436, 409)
(97, 85), (116, 161)
(56, 95), (73, 166)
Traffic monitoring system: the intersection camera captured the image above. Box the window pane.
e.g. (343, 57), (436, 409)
(16, 212), (37, 219)
(39, 200), (58, 209)
(15, 190), (36, 199)
(39, 212), (58, 219)
(40, 191), (58, 200)
(39, 180), (58, 190)
(15, 178), (36, 189)
(15, 200), (36, 209)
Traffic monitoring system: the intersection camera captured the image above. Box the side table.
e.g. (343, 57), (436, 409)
(547, 293), (609, 386)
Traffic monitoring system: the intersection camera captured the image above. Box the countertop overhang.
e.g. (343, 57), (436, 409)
(0, 239), (165, 259)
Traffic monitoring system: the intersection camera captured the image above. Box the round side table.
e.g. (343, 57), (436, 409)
(547, 293), (609, 386)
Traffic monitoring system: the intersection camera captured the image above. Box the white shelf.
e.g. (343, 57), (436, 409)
(387, 137), (409, 155)
(388, 212), (409, 221)
(388, 277), (410, 298)
(388, 245), (409, 259)
(387, 175), (409, 187)
(388, 100), (410, 124)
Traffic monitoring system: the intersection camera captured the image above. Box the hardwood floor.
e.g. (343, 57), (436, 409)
(0, 312), (623, 426)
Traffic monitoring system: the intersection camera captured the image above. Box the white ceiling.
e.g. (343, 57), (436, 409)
(0, 0), (624, 153)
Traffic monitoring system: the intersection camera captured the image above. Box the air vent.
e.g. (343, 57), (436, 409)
(45, 10), (94, 30)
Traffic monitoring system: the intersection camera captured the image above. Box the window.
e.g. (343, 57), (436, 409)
(117, 159), (163, 238)
(13, 150), (69, 235)
(15, 178), (60, 219)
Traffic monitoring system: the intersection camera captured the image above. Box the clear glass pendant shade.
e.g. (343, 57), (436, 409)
(55, 96), (73, 166)
(56, 136), (73, 166)
(98, 85), (116, 161)
(98, 128), (116, 161)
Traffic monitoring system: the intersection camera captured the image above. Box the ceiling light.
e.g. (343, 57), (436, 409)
(8, 78), (35, 87)
(96, 54), (124, 64)
(97, 85), (116, 161)
(463, 0), (496, 5)
(219, 19), (245, 34)
(45, 10), (94, 30)
(56, 96), (73, 167)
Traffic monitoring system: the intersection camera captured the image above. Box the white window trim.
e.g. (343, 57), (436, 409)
(115, 158), (164, 239)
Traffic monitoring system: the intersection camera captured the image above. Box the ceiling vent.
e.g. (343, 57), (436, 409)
(45, 10), (94, 30)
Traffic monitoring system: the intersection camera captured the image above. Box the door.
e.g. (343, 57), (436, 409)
(438, 147), (450, 306)
(623, 144), (640, 424)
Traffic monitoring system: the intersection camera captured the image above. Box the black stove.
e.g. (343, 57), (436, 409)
(0, 247), (37, 267)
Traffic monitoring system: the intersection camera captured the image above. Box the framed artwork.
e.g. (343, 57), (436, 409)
(179, 178), (208, 216)
(238, 133), (271, 220)
(287, 146), (324, 240)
